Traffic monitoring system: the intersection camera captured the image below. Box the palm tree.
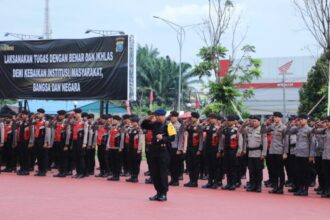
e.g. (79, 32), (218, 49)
(134, 44), (200, 113)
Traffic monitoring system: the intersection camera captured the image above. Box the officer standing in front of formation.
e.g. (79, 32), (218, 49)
(141, 109), (176, 202)
(262, 112), (287, 194)
(53, 110), (70, 177)
(0, 114), (4, 173)
(241, 115), (267, 192)
(33, 108), (51, 176)
(184, 112), (203, 188)
(124, 116), (145, 183)
(168, 111), (184, 187)
(71, 109), (88, 179)
(220, 115), (243, 190)
(202, 113), (222, 189)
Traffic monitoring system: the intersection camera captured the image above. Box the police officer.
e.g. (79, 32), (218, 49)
(33, 108), (51, 176)
(124, 116), (145, 183)
(320, 116), (330, 198)
(71, 109), (88, 179)
(141, 109), (176, 202)
(202, 113), (222, 189)
(3, 114), (19, 173)
(184, 112), (203, 188)
(262, 112), (287, 194)
(168, 111), (184, 186)
(121, 114), (131, 177)
(314, 117), (326, 195)
(285, 116), (297, 189)
(107, 115), (123, 181)
(85, 114), (96, 177)
(242, 115), (267, 192)
(0, 114), (4, 173)
(94, 114), (110, 177)
(287, 114), (315, 196)
(53, 110), (70, 177)
(220, 115), (243, 190)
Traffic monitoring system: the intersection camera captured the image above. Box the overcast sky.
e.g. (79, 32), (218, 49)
(0, 0), (320, 64)
(0, 0), (320, 112)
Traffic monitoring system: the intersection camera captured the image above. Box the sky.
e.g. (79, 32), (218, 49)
(0, 0), (321, 112)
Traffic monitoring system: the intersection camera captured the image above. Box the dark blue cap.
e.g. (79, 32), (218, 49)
(154, 109), (166, 116)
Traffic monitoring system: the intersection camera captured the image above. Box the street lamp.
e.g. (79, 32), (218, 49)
(153, 16), (205, 112)
(85, 29), (125, 36)
(4, 32), (43, 40)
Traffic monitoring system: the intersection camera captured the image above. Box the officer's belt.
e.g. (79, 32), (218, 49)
(248, 145), (262, 151)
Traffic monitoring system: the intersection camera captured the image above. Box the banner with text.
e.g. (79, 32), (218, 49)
(0, 36), (133, 100)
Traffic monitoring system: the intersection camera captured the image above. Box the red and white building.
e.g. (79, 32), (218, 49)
(219, 56), (316, 115)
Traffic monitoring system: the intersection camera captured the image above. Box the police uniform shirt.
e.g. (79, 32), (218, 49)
(242, 126), (267, 158)
(262, 123), (288, 155)
(288, 126), (315, 158)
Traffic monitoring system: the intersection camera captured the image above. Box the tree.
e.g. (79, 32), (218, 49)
(298, 55), (328, 117)
(194, 0), (261, 117)
(132, 45), (199, 115)
(293, 0), (330, 115)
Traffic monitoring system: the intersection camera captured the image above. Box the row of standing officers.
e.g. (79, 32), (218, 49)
(0, 108), (330, 202)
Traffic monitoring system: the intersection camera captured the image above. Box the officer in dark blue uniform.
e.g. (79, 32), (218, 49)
(141, 109), (176, 202)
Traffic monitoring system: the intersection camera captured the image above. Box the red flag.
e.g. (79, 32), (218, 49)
(195, 94), (200, 110)
(125, 100), (131, 115)
(149, 89), (154, 103)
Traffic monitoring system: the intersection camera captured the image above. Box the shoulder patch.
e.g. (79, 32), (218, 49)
(167, 122), (177, 136)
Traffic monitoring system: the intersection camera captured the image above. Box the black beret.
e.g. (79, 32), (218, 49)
(249, 115), (261, 121)
(170, 111), (179, 117)
(217, 115), (224, 120)
(289, 115), (297, 121)
(113, 115), (122, 121)
(298, 113), (308, 120)
(208, 113), (218, 119)
(57, 110), (66, 116)
(154, 109), (166, 116)
(122, 114), (131, 120)
(37, 108), (45, 114)
(100, 114), (109, 120)
(273, 112), (283, 118)
(191, 112), (200, 119)
(3, 114), (12, 118)
(147, 111), (155, 116)
(74, 108), (82, 113)
(21, 110), (29, 115)
(130, 116), (140, 123)
(107, 114), (113, 119)
(320, 116), (327, 121)
(81, 112), (88, 118)
(325, 116), (330, 121)
(87, 114), (94, 119)
(226, 115), (237, 121)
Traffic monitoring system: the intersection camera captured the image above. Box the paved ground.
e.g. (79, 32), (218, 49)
(0, 162), (329, 220)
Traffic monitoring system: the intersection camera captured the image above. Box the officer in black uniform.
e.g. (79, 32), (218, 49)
(141, 109), (176, 202)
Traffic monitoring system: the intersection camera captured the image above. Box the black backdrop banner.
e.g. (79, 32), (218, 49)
(0, 36), (131, 100)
